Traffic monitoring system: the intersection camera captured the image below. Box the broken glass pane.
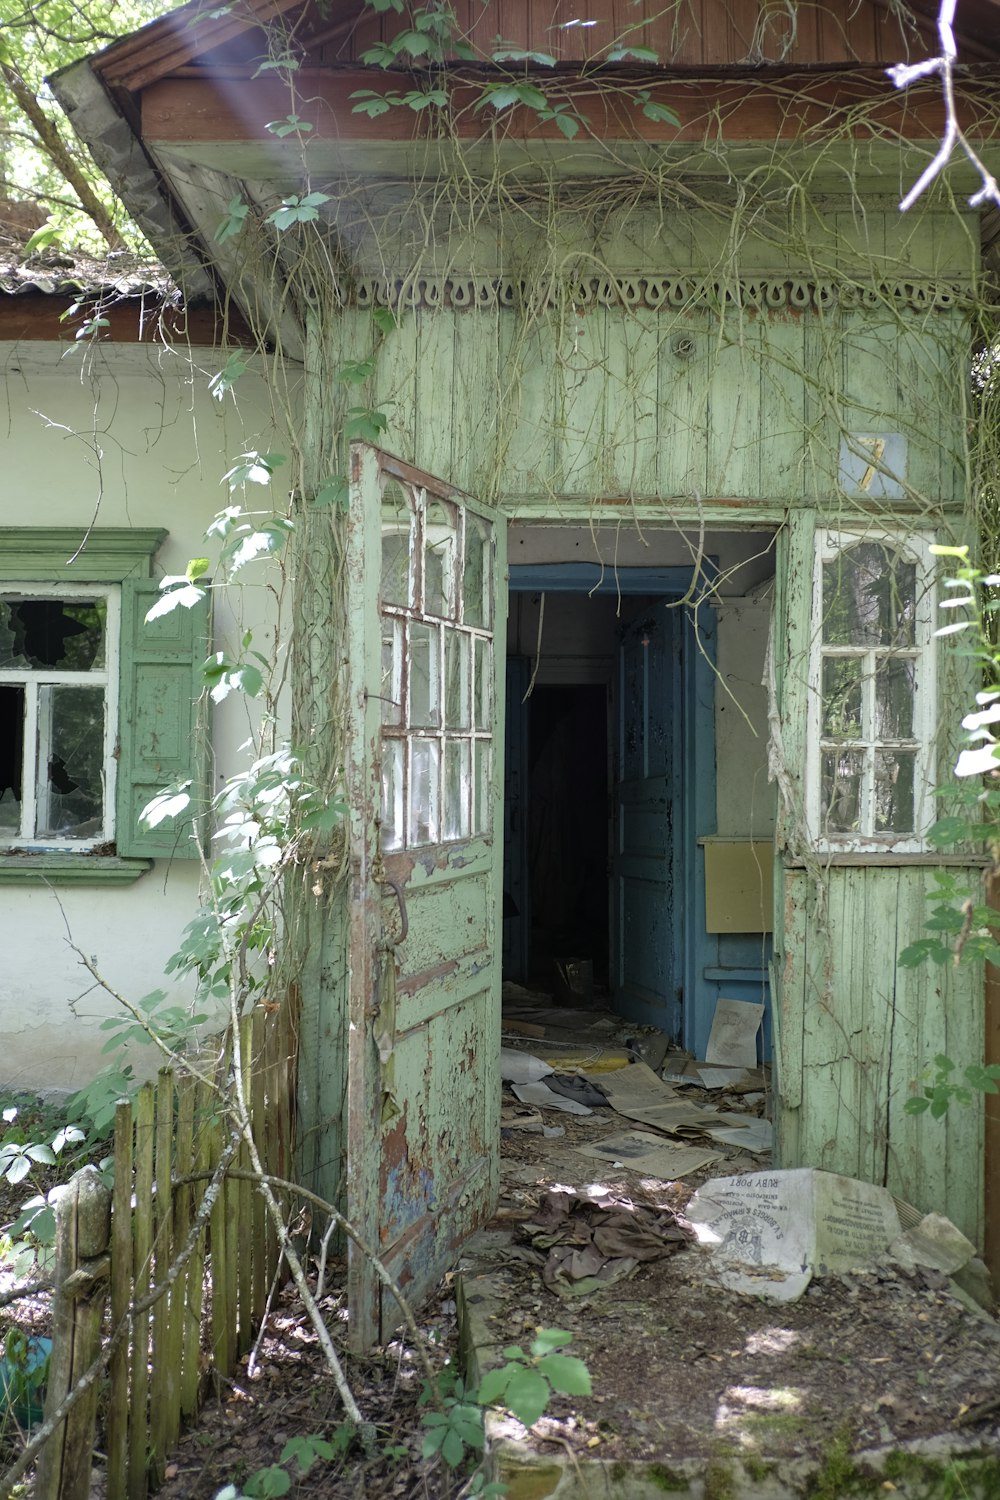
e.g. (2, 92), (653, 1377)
(35, 685), (104, 838)
(409, 737), (440, 845)
(463, 514), (491, 629)
(875, 656), (916, 740)
(822, 543), (916, 649)
(821, 657), (863, 740)
(0, 597), (106, 671)
(821, 748), (863, 834)
(875, 749), (915, 833)
(443, 739), (470, 840)
(409, 622), (441, 728)
(424, 499), (457, 619)
(381, 483), (413, 609)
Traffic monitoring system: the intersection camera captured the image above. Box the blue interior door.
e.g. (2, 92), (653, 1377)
(613, 610), (683, 1038)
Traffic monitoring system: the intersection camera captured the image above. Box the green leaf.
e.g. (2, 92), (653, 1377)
(537, 1353), (591, 1395)
(898, 938), (948, 968)
(350, 90), (393, 117)
(344, 406), (388, 442)
(145, 582), (206, 622)
(140, 784), (192, 830)
(314, 475), (349, 509)
(440, 1427), (467, 1467)
(215, 197), (249, 243)
(477, 1366), (514, 1405)
(529, 1328), (573, 1356)
(252, 52), (300, 75)
(186, 557), (211, 582)
(491, 43), (556, 64)
(504, 1367), (550, 1427)
(209, 355), (249, 401)
(372, 307), (399, 335)
(634, 90), (680, 126)
(244, 1465), (291, 1498)
(23, 222), (63, 255)
(605, 44), (660, 62)
(265, 114), (314, 137)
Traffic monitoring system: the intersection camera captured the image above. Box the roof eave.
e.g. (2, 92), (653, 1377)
(50, 55), (217, 300)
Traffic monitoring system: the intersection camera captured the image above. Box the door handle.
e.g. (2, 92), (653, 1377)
(380, 877), (409, 947)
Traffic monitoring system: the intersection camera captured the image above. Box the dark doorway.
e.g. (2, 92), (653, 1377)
(525, 683), (609, 988)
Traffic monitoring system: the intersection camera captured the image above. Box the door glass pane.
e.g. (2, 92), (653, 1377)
(381, 482), (413, 609)
(381, 617), (403, 727)
(35, 684), (104, 838)
(474, 637), (492, 731)
(444, 739), (470, 840)
(381, 738), (404, 852)
(444, 630), (470, 729)
(473, 742), (490, 835)
(463, 514), (491, 629)
(822, 542), (916, 648)
(409, 738), (440, 845)
(875, 656), (915, 740)
(875, 750), (915, 833)
(821, 657), (863, 740)
(821, 747), (863, 834)
(0, 596), (106, 671)
(424, 500), (457, 620)
(409, 622), (440, 728)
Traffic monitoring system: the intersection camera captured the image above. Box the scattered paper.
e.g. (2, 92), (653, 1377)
(576, 1130), (722, 1180)
(585, 1059), (728, 1134)
(702, 1114), (774, 1154)
(687, 1167), (903, 1302)
(697, 1067), (750, 1090)
(511, 1080), (592, 1115)
(705, 998), (764, 1069)
(500, 1049), (553, 1084)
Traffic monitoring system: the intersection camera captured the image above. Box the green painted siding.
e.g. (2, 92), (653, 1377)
(776, 865), (984, 1243)
(306, 192), (987, 1240)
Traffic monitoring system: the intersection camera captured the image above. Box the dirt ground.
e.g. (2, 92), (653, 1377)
(3, 1052), (1000, 1498)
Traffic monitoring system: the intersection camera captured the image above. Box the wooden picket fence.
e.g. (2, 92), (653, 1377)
(103, 1001), (297, 1500)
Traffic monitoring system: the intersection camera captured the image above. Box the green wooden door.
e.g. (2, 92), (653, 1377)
(345, 444), (507, 1348)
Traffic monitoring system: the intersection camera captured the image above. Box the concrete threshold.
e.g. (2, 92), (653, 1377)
(456, 1232), (1000, 1500)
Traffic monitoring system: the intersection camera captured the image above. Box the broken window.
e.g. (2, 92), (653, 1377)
(809, 533), (934, 851)
(379, 480), (494, 850)
(0, 588), (118, 846)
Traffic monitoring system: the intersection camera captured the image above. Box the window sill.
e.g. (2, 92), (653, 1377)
(0, 854), (153, 884)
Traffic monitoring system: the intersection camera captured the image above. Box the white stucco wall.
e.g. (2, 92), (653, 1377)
(1, 337), (293, 1093)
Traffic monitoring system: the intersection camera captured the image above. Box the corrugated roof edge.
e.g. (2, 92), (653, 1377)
(0, 244), (178, 299)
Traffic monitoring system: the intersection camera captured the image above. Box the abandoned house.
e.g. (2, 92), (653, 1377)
(1, 0), (998, 1341)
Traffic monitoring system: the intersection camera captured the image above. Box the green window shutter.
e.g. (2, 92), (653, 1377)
(116, 578), (209, 859)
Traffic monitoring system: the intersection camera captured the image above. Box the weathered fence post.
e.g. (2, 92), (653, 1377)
(35, 1164), (112, 1500)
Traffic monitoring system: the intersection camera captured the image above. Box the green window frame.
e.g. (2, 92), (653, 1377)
(0, 529), (209, 883)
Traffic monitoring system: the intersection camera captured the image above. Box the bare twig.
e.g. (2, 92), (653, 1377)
(889, 0), (1000, 212)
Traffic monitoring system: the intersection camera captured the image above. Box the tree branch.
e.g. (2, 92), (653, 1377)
(0, 62), (126, 248)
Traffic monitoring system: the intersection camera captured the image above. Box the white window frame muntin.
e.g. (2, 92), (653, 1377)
(807, 529), (936, 853)
(0, 582), (120, 850)
(378, 472), (494, 851)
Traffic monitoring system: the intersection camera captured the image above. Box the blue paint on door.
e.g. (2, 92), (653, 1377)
(508, 565), (728, 1055)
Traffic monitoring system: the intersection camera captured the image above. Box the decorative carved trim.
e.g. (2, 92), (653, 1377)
(349, 274), (975, 313)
